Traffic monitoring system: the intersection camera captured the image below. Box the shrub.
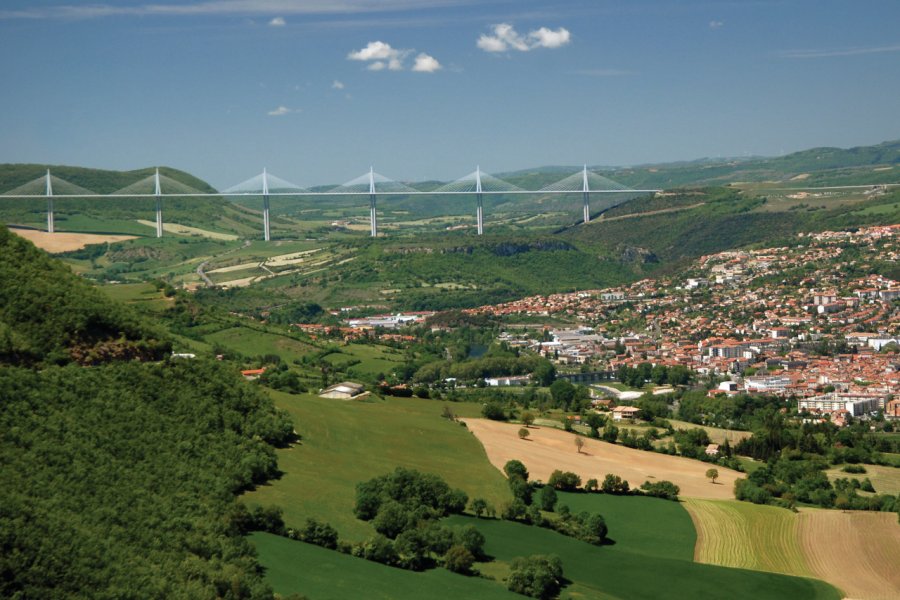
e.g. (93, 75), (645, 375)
(443, 545), (475, 574)
(548, 469), (582, 491)
(640, 480), (680, 501)
(482, 402), (507, 420)
(601, 474), (630, 495)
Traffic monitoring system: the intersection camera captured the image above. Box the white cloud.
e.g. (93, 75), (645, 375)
(269, 16), (285, 26)
(709, 20), (724, 29)
(347, 40), (437, 72)
(477, 23), (571, 53)
(529, 26), (570, 49)
(267, 105), (296, 116)
(332, 80), (345, 89)
(348, 40), (398, 61)
(412, 52), (442, 72)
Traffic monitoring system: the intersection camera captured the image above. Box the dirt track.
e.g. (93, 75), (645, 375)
(10, 228), (136, 252)
(463, 419), (742, 499)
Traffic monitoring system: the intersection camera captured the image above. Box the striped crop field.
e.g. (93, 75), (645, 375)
(797, 508), (900, 600)
(684, 498), (810, 577)
(686, 498), (900, 600)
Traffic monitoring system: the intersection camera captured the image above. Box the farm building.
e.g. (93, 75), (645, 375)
(611, 406), (640, 421)
(319, 381), (367, 400)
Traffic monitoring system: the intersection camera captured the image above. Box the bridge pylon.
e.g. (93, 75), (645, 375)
(368, 166), (377, 237)
(154, 168), (163, 238)
(582, 165), (590, 224)
(475, 165), (484, 235)
(262, 168), (271, 242)
(45, 169), (54, 233)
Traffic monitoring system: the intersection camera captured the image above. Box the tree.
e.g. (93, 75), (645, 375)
(548, 470), (581, 491)
(507, 555), (564, 599)
(443, 545), (475, 574)
(504, 460), (529, 481)
(705, 468), (719, 484)
(538, 485), (558, 512)
(519, 427), (530, 440)
(532, 360), (556, 386)
(469, 498), (489, 518)
(521, 411), (535, 427)
(575, 436), (585, 454)
(601, 474), (630, 495)
(602, 424), (619, 443)
(549, 380), (576, 410)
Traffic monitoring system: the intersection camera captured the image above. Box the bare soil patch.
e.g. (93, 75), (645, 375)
(10, 228), (136, 253)
(798, 509), (900, 600)
(463, 419), (742, 499)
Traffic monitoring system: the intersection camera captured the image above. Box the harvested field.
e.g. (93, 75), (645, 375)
(686, 498), (900, 600)
(10, 228), (136, 252)
(135, 219), (238, 240)
(463, 419), (742, 499)
(798, 509), (900, 600)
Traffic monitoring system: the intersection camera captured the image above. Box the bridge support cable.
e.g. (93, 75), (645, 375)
(45, 170), (54, 233)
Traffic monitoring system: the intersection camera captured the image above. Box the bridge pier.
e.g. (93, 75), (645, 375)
(476, 193), (484, 235)
(154, 168), (163, 238)
(45, 169), (54, 233)
(368, 167), (377, 237)
(262, 168), (271, 242)
(582, 165), (591, 224)
(475, 165), (484, 235)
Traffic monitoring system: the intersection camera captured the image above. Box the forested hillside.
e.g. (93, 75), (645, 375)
(0, 231), (293, 599)
(0, 226), (169, 365)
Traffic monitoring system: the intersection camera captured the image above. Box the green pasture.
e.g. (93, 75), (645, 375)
(99, 282), (173, 313)
(250, 533), (521, 600)
(825, 464), (900, 495)
(203, 326), (316, 361)
(243, 392), (510, 541)
(444, 516), (840, 600)
(322, 342), (406, 379)
(553, 491), (696, 561)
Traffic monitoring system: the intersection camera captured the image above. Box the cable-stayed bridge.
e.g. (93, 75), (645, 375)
(3, 166), (660, 241)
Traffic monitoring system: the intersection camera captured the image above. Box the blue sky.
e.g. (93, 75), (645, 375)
(1, 0), (899, 189)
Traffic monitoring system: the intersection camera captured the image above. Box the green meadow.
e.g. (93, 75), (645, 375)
(251, 532), (522, 600)
(553, 491), (696, 561)
(203, 326), (317, 361)
(443, 516), (840, 600)
(322, 342), (407, 379)
(243, 392), (511, 541)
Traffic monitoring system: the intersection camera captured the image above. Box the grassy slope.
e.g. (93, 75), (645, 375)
(445, 516), (839, 600)
(243, 392), (511, 541)
(251, 533), (521, 600)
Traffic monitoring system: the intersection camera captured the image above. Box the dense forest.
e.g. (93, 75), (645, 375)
(0, 229), (293, 598)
